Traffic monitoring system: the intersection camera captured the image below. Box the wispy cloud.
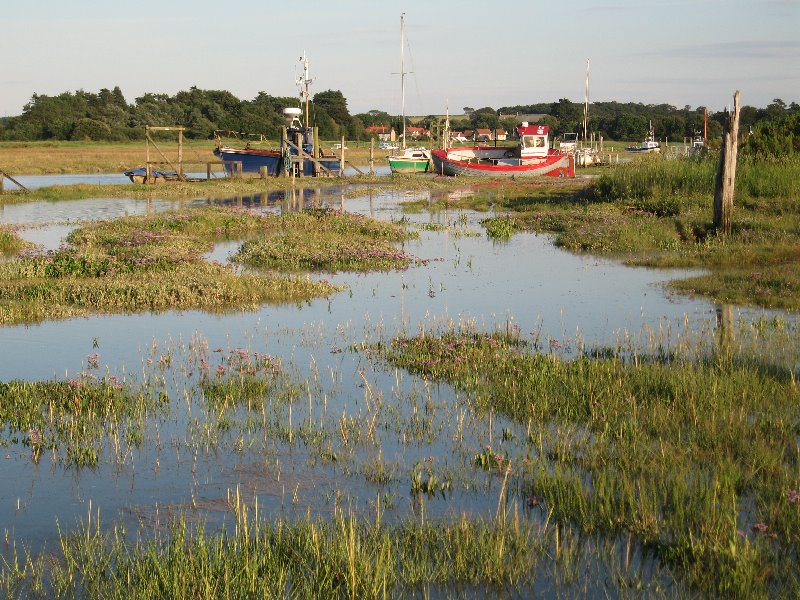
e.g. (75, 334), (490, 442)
(650, 40), (800, 59)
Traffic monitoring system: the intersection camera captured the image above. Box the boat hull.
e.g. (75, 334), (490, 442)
(388, 158), (431, 174)
(430, 148), (574, 178)
(215, 147), (340, 177)
(388, 148), (432, 174)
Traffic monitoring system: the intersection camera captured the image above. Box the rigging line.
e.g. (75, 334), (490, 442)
(402, 22), (425, 120)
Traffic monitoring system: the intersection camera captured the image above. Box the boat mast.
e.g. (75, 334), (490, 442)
(400, 13), (406, 150)
(583, 58), (590, 143)
(297, 51), (313, 129)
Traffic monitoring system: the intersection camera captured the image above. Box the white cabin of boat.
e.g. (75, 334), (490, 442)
(518, 123), (550, 158)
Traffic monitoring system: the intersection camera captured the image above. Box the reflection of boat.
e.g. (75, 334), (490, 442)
(387, 15), (431, 174)
(213, 55), (341, 177)
(430, 123), (574, 178)
(625, 122), (661, 153)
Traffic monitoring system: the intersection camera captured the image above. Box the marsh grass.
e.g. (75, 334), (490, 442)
(0, 225), (31, 255)
(234, 208), (418, 272)
(375, 328), (800, 597)
(0, 206), (422, 325)
(0, 376), (156, 467)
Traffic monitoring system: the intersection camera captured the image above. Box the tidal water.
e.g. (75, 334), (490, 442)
(0, 183), (787, 584)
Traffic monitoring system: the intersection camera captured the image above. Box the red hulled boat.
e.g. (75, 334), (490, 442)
(431, 123), (574, 178)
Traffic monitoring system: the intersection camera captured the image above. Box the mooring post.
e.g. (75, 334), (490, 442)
(313, 127), (320, 177)
(259, 166), (267, 179)
(296, 132), (304, 177)
(369, 139), (374, 175)
(339, 136), (345, 177)
(713, 90), (741, 235)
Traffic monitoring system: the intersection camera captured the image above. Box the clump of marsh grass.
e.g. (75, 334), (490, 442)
(1, 206), (437, 325)
(0, 225), (31, 256)
(374, 327), (800, 597)
(0, 376), (157, 467)
(233, 208), (419, 272)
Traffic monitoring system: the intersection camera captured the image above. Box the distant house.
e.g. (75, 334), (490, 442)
(474, 128), (493, 142)
(494, 129), (508, 141)
(365, 125), (396, 142)
(463, 129), (474, 139)
(406, 126), (427, 140)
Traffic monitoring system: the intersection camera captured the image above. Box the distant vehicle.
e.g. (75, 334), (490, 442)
(332, 143), (348, 150)
(379, 141), (399, 150)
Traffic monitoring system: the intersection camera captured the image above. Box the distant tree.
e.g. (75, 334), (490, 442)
(613, 113), (649, 141)
(470, 107), (498, 129)
(354, 110), (392, 128)
(347, 116), (365, 141)
(70, 118), (113, 141)
(313, 90), (351, 127)
(550, 99), (582, 132)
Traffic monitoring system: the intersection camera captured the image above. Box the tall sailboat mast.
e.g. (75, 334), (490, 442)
(400, 13), (406, 150)
(583, 58), (590, 142)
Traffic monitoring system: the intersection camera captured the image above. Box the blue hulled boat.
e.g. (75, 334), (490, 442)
(213, 54), (341, 177)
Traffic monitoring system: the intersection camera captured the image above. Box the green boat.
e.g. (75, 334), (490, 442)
(388, 147), (432, 174)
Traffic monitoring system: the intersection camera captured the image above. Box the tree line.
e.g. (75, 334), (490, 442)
(0, 86), (797, 155)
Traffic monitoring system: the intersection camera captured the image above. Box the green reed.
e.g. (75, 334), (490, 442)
(375, 327), (800, 597)
(0, 376), (158, 467)
(37, 494), (552, 600)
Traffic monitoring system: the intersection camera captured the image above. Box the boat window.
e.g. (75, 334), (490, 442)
(523, 136), (547, 149)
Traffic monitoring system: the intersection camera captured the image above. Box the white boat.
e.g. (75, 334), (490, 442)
(625, 121), (661, 153)
(387, 15), (431, 174)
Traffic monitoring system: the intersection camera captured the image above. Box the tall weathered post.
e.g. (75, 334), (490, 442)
(713, 91), (741, 235)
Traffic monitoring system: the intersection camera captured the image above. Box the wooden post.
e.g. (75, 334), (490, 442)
(207, 163), (212, 180)
(296, 132), (304, 177)
(339, 136), (345, 177)
(0, 171), (3, 194)
(713, 90), (741, 235)
(313, 127), (320, 177)
(178, 128), (184, 178)
(259, 166), (268, 179)
(369, 139), (374, 175)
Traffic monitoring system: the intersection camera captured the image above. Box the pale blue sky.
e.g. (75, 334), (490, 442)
(2, 0), (797, 117)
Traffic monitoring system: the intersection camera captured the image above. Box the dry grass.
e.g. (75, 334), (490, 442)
(0, 141), (381, 175)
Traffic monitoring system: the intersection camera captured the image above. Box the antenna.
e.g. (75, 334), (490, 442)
(297, 51), (313, 129)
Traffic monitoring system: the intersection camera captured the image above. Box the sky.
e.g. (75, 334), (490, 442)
(2, 0), (798, 118)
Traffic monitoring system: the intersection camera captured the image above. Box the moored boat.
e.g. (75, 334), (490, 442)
(625, 121), (661, 153)
(213, 55), (341, 177)
(387, 14), (431, 175)
(387, 147), (431, 174)
(430, 123), (574, 178)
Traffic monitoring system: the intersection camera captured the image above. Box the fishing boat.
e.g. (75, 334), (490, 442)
(123, 167), (180, 184)
(214, 54), (340, 177)
(387, 14), (431, 174)
(625, 121), (661, 153)
(430, 123), (574, 178)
